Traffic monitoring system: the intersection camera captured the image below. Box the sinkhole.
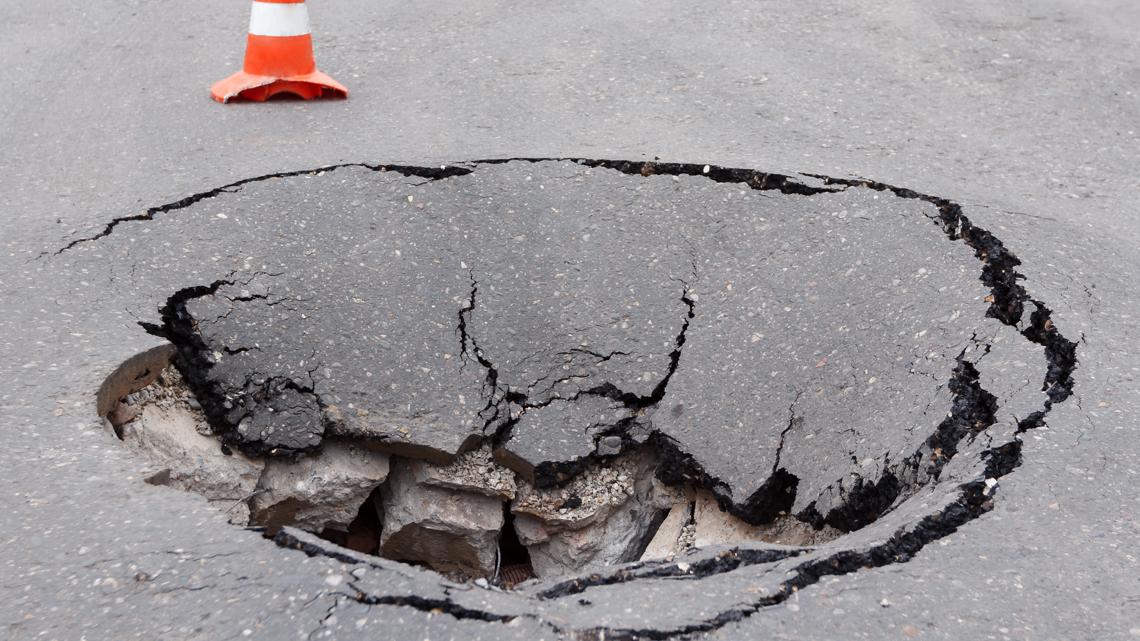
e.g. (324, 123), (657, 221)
(93, 159), (1076, 593)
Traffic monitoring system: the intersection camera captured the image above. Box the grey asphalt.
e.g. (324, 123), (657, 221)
(1, 1), (1138, 640)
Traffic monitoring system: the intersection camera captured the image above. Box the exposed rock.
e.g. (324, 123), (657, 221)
(639, 502), (692, 561)
(596, 435), (623, 457)
(377, 460), (504, 578)
(511, 513), (550, 546)
(121, 402), (262, 525)
(516, 448), (666, 577)
(410, 445), (516, 499)
(250, 441), (390, 532)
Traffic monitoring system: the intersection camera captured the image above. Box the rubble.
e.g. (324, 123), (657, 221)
(511, 448), (667, 577)
(249, 441), (390, 531)
(115, 367), (263, 525)
(112, 368), (845, 581)
(113, 370), (845, 582)
(377, 460), (504, 578)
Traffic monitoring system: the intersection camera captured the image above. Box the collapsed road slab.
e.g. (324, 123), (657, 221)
(125, 160), (1066, 529)
(75, 158), (1077, 636)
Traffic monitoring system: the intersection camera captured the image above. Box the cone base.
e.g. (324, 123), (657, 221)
(211, 69), (348, 103)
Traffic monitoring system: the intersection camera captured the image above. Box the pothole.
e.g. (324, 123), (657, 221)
(86, 159), (1076, 633)
(104, 360), (837, 584)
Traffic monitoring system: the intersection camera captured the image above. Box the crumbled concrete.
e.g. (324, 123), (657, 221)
(410, 445), (516, 499)
(511, 454), (639, 530)
(377, 460), (504, 578)
(513, 448), (665, 577)
(117, 367), (262, 525)
(250, 441), (390, 531)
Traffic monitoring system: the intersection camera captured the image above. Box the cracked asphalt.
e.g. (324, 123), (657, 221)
(2, 2), (1138, 640)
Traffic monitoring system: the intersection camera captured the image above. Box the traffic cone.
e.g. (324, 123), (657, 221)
(211, 0), (348, 103)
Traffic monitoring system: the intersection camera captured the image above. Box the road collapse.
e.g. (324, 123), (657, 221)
(91, 159), (1075, 633)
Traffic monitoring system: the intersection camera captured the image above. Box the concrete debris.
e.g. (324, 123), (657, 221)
(639, 502), (691, 561)
(512, 454), (639, 530)
(116, 368), (839, 581)
(377, 459), (504, 578)
(250, 441), (390, 531)
(117, 367), (262, 525)
(514, 448), (665, 577)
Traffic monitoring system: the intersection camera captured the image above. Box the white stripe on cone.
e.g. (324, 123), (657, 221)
(248, 2), (312, 37)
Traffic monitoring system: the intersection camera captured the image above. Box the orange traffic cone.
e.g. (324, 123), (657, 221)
(211, 0), (348, 103)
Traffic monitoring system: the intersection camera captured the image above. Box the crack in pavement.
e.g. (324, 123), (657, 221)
(47, 159), (838, 259)
(48, 163), (473, 257)
(141, 273), (330, 456)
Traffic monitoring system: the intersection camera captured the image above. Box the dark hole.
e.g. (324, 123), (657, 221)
(317, 486), (383, 556)
(497, 506), (534, 587)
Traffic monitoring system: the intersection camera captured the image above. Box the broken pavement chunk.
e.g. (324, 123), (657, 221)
(377, 460), (504, 577)
(494, 396), (635, 486)
(233, 385), (324, 454)
(117, 367), (262, 525)
(249, 441), (390, 531)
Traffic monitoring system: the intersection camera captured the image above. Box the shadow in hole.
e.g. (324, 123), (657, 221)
(498, 506), (535, 588)
(318, 486), (383, 555)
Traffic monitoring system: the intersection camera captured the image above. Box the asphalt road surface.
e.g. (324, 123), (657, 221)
(1, 2), (1137, 640)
